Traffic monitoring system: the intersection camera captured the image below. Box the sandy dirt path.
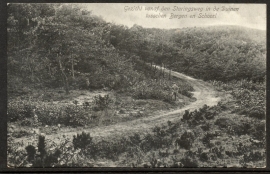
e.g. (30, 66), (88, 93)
(40, 66), (221, 141)
(11, 67), (221, 147)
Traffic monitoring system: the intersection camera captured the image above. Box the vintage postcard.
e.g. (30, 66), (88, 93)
(7, 3), (266, 168)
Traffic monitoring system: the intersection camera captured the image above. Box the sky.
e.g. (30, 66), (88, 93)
(83, 3), (266, 30)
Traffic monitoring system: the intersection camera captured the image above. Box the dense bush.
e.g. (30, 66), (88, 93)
(182, 110), (192, 121)
(212, 79), (265, 120)
(12, 130), (29, 138)
(214, 118), (234, 129)
(36, 104), (92, 127)
(25, 145), (36, 162)
(228, 120), (252, 136)
(182, 105), (216, 126)
(180, 157), (198, 167)
(140, 133), (156, 152)
(248, 107), (265, 119)
(132, 80), (172, 102)
(24, 135), (62, 167)
(202, 132), (217, 148)
(243, 151), (265, 163)
(210, 146), (225, 159)
(8, 102), (266, 168)
(70, 75), (90, 90)
(8, 100), (34, 122)
(20, 118), (33, 126)
(175, 130), (195, 150)
(38, 135), (47, 158)
(8, 103), (264, 167)
(131, 78), (194, 103)
(73, 131), (93, 150)
(179, 90), (193, 98)
(8, 100), (95, 127)
(63, 105), (91, 127)
(92, 94), (112, 111)
(250, 121), (265, 141)
(199, 152), (209, 162)
(201, 123), (211, 131)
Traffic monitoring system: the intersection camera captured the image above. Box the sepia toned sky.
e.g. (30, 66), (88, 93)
(83, 3), (266, 30)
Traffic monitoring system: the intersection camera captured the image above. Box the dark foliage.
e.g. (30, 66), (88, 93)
(38, 135), (46, 158)
(180, 157), (198, 167)
(73, 131), (93, 150)
(25, 145), (36, 162)
(175, 130), (195, 150)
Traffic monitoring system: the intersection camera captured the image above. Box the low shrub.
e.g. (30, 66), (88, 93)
(230, 120), (252, 136)
(63, 105), (91, 127)
(180, 157), (198, 167)
(236, 143), (250, 156)
(70, 76), (90, 90)
(179, 90), (193, 98)
(210, 146), (224, 159)
(227, 119), (264, 141)
(92, 94), (112, 111)
(129, 133), (141, 145)
(24, 135), (62, 167)
(248, 107), (265, 119)
(132, 84), (171, 102)
(88, 139), (125, 160)
(175, 130), (195, 150)
(215, 118), (234, 129)
(131, 79), (193, 103)
(20, 118), (33, 126)
(25, 145), (36, 162)
(182, 110), (191, 121)
(182, 105), (217, 126)
(8, 100), (34, 122)
(199, 152), (209, 162)
(140, 133), (156, 152)
(201, 123), (211, 131)
(8, 100), (93, 127)
(12, 130), (29, 138)
(202, 132), (216, 148)
(73, 131), (93, 150)
(250, 121), (265, 141)
(38, 135), (46, 158)
(188, 109), (205, 126)
(243, 151), (265, 163)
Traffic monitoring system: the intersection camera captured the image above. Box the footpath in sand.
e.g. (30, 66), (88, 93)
(40, 66), (221, 142)
(11, 67), (222, 147)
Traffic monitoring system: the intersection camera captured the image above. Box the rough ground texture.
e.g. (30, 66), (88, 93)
(37, 67), (221, 142)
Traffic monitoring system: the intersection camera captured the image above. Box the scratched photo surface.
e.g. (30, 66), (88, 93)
(7, 3), (266, 168)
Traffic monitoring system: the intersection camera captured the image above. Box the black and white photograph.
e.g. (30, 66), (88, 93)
(7, 3), (266, 168)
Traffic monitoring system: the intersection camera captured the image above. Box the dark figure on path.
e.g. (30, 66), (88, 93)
(172, 82), (179, 101)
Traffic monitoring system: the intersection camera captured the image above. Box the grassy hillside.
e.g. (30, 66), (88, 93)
(7, 4), (193, 100)
(110, 24), (266, 82)
(8, 4), (196, 131)
(7, 3), (266, 168)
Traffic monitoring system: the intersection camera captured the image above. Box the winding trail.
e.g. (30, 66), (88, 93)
(43, 66), (221, 141)
(12, 67), (221, 146)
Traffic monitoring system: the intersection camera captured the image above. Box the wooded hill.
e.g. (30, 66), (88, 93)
(7, 4), (266, 168)
(8, 4), (266, 96)
(111, 25), (266, 82)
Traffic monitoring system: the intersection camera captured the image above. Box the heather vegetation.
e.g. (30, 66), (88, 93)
(8, 104), (265, 167)
(7, 3), (265, 168)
